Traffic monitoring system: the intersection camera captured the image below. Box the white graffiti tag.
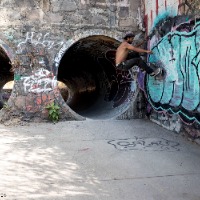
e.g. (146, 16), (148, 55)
(54, 39), (75, 68)
(17, 32), (64, 54)
(21, 68), (57, 93)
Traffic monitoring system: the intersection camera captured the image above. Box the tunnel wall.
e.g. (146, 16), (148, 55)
(142, 0), (200, 141)
(0, 0), (144, 122)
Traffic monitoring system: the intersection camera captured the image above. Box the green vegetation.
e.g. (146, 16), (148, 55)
(45, 102), (60, 123)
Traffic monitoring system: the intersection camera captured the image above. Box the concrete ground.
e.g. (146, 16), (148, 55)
(0, 119), (200, 200)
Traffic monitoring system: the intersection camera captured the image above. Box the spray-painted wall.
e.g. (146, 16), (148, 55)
(143, 0), (200, 139)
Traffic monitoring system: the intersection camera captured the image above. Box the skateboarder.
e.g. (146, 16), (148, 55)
(115, 32), (161, 77)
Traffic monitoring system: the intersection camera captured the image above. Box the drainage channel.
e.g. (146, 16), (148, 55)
(0, 47), (13, 108)
(58, 35), (138, 120)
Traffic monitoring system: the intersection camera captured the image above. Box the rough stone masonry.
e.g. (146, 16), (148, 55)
(0, 0), (145, 123)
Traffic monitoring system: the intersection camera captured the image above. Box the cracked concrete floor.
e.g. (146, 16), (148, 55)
(0, 119), (200, 200)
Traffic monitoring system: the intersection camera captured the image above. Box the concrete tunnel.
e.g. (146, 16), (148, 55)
(57, 35), (138, 120)
(0, 47), (13, 108)
(0, 35), (138, 121)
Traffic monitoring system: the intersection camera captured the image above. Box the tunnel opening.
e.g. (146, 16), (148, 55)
(0, 48), (13, 108)
(58, 35), (137, 119)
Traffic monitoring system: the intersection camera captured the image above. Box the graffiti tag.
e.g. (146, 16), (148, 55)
(21, 68), (57, 93)
(108, 137), (180, 151)
(17, 32), (64, 54)
(147, 19), (200, 124)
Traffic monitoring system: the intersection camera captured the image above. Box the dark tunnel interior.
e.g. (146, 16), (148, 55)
(0, 47), (13, 108)
(58, 35), (136, 119)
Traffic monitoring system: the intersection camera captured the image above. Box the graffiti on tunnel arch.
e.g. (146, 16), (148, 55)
(99, 49), (137, 108)
(146, 17), (200, 124)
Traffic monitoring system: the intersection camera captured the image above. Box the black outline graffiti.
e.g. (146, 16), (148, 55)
(108, 137), (180, 151)
(146, 18), (200, 124)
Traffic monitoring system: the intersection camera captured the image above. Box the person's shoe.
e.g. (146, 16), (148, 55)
(150, 68), (161, 77)
(150, 72), (155, 76)
(154, 68), (161, 76)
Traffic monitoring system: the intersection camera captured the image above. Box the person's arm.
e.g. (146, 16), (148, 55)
(126, 43), (152, 54)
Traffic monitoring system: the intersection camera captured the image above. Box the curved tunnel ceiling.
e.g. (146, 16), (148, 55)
(58, 35), (137, 119)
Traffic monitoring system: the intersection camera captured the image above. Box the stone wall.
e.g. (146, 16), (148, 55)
(0, 0), (140, 33)
(0, 0), (144, 122)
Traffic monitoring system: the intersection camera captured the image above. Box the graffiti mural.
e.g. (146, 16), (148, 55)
(144, 0), (200, 124)
(7, 32), (68, 117)
(146, 15), (200, 124)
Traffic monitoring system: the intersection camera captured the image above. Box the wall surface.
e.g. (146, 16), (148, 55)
(0, 0), (145, 122)
(142, 0), (200, 140)
(1, 0), (199, 136)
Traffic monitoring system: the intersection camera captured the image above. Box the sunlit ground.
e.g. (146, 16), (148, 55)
(0, 126), (106, 199)
(3, 81), (14, 90)
(0, 120), (200, 200)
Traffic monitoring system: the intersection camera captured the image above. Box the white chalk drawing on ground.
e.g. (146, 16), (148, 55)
(21, 68), (57, 93)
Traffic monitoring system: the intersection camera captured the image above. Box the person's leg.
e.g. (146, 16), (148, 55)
(137, 59), (154, 74)
(127, 52), (140, 60)
(138, 59), (161, 76)
(122, 58), (142, 70)
(116, 58), (145, 71)
(116, 58), (161, 76)
(123, 58), (155, 74)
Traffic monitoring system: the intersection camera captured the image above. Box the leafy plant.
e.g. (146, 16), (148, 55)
(3, 103), (10, 110)
(45, 102), (60, 123)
